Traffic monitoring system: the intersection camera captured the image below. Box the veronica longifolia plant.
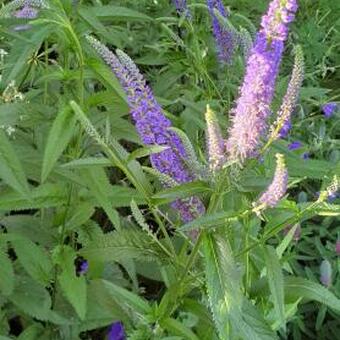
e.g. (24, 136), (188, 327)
(83, 0), (340, 338)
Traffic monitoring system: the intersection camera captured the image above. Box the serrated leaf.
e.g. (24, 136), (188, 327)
(57, 246), (87, 320)
(285, 276), (340, 312)
(81, 167), (120, 229)
(264, 246), (285, 330)
(0, 248), (14, 296)
(10, 236), (53, 285)
(0, 183), (67, 211)
(0, 129), (29, 197)
(127, 145), (169, 163)
(161, 317), (199, 340)
(101, 279), (151, 315)
(80, 228), (168, 264)
(203, 232), (242, 338)
(41, 107), (77, 182)
(204, 232), (276, 339)
(65, 202), (95, 231)
(179, 211), (239, 232)
(9, 275), (51, 321)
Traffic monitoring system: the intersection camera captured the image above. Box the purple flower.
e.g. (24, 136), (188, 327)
(75, 257), (89, 276)
(271, 46), (304, 141)
(172, 0), (191, 17)
(301, 152), (309, 160)
(288, 141), (302, 150)
(320, 259), (332, 287)
(254, 153), (288, 211)
(108, 322), (125, 340)
(207, 0), (236, 64)
(278, 120), (291, 138)
(322, 102), (337, 118)
(14, 5), (37, 18)
(226, 0), (298, 161)
(86, 36), (205, 223)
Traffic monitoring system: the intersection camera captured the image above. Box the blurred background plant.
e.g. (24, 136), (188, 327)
(0, 0), (339, 339)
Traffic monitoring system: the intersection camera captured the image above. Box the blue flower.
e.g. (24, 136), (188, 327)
(288, 141), (302, 150)
(301, 152), (309, 160)
(322, 102), (337, 118)
(108, 322), (126, 340)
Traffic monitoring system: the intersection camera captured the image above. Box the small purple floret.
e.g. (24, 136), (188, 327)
(288, 141), (302, 150)
(207, 0), (236, 64)
(108, 321), (126, 340)
(322, 102), (337, 118)
(14, 6), (38, 19)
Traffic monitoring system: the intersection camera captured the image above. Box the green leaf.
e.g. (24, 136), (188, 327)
(179, 211), (239, 232)
(10, 236), (53, 285)
(101, 279), (151, 315)
(0, 129), (29, 197)
(204, 232), (276, 339)
(65, 202), (95, 231)
(57, 246), (87, 320)
(0, 248), (14, 296)
(80, 228), (168, 264)
(153, 180), (211, 203)
(17, 324), (44, 340)
(9, 275), (52, 321)
(161, 317), (199, 340)
(81, 5), (152, 21)
(41, 107), (77, 182)
(203, 232), (242, 338)
(127, 145), (169, 163)
(61, 157), (112, 169)
(0, 183), (67, 211)
(81, 167), (120, 229)
(285, 276), (340, 313)
(263, 246), (285, 330)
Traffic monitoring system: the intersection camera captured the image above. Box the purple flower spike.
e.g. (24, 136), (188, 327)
(108, 322), (126, 340)
(207, 0), (236, 64)
(172, 0), (191, 17)
(86, 36), (205, 224)
(226, 0), (298, 161)
(288, 141), (302, 150)
(322, 102), (337, 118)
(253, 153), (288, 212)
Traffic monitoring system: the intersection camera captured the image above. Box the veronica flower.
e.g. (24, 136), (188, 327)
(87, 36), (205, 223)
(172, 0), (191, 17)
(205, 105), (226, 171)
(14, 5), (38, 18)
(322, 102), (337, 118)
(270, 46), (304, 140)
(207, 0), (236, 64)
(0, 0), (47, 18)
(253, 153), (288, 213)
(226, 0), (298, 161)
(320, 260), (332, 287)
(288, 141), (301, 150)
(108, 322), (126, 340)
